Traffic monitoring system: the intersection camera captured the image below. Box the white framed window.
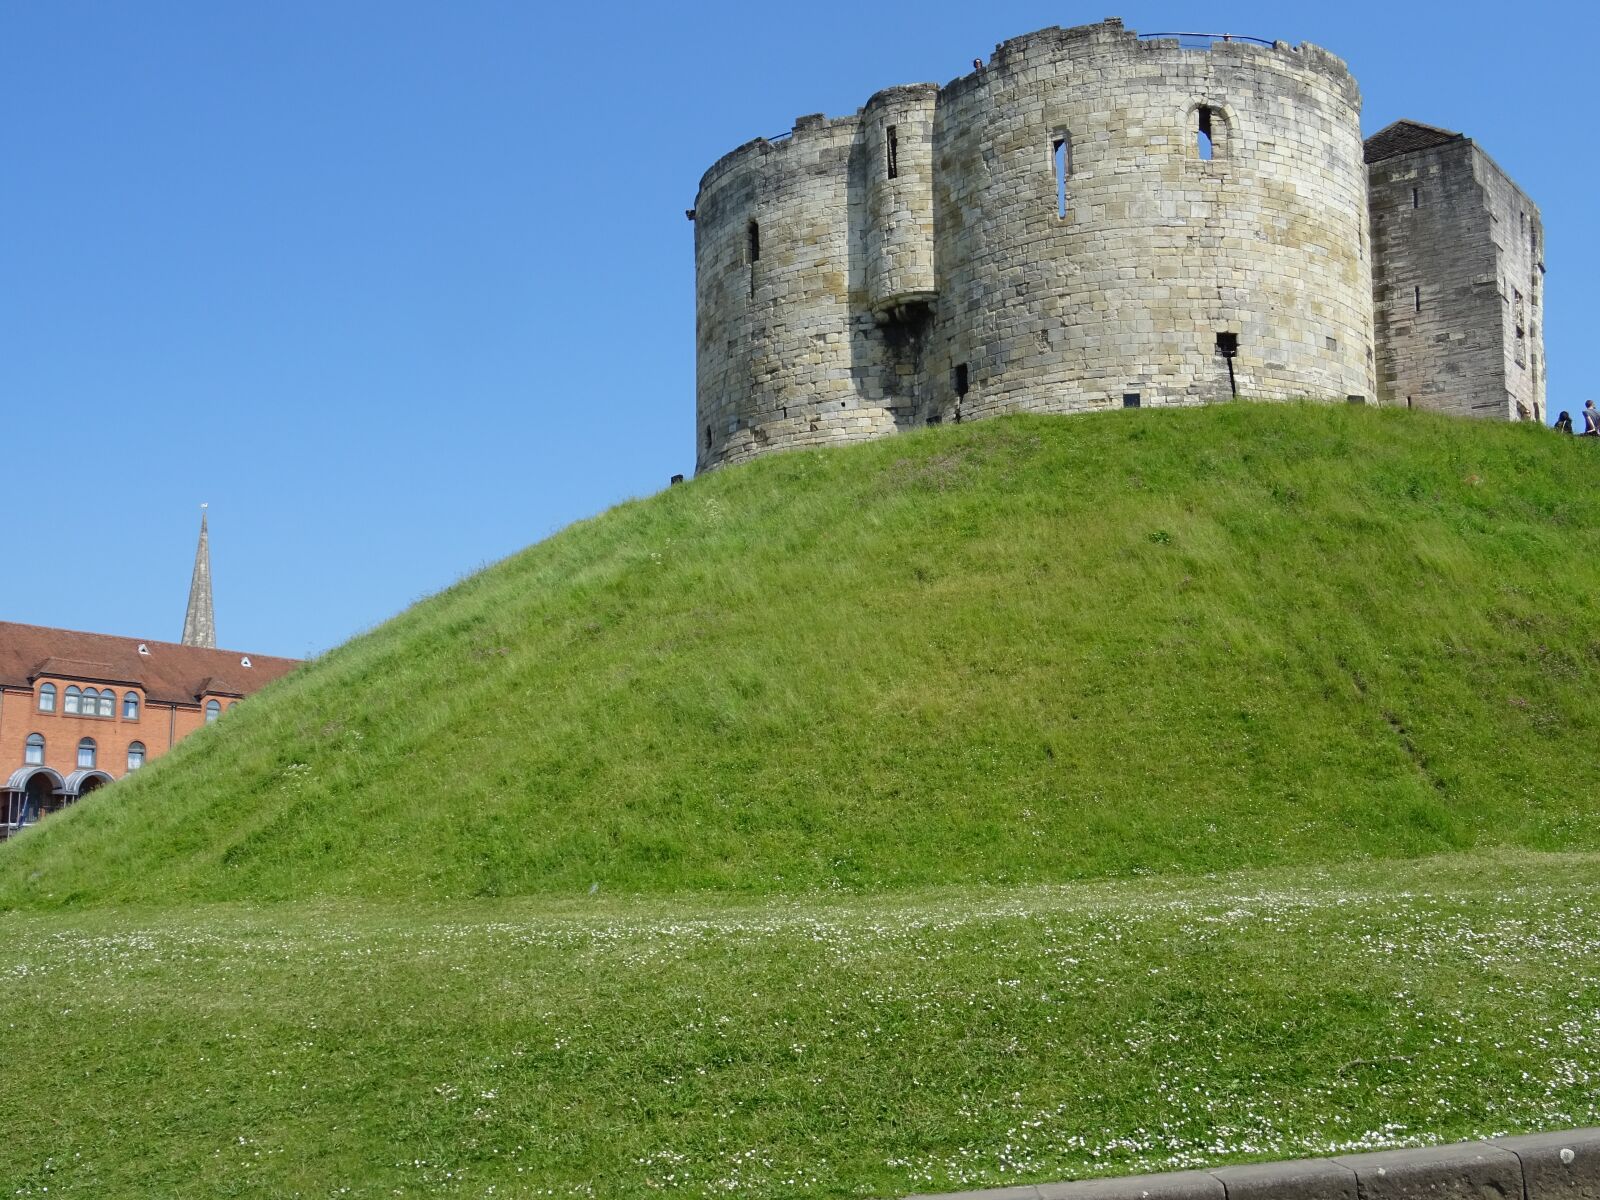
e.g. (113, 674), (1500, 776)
(64, 685), (82, 715)
(97, 690), (113, 718)
(25, 733), (44, 766)
(127, 742), (146, 771)
(39, 683), (56, 713)
(123, 691), (140, 720)
(205, 699), (221, 724)
(77, 738), (96, 769)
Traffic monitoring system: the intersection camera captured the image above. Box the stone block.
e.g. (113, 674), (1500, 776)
(1210, 1156), (1358, 1200)
(1494, 1129), (1600, 1200)
(1332, 1142), (1521, 1200)
(1035, 1169), (1226, 1200)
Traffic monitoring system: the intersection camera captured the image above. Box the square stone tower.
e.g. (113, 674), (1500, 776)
(1366, 120), (1546, 421)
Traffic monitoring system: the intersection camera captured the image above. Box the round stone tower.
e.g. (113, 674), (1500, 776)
(691, 19), (1377, 471)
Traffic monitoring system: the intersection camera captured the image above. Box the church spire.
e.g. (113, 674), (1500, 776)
(181, 505), (216, 649)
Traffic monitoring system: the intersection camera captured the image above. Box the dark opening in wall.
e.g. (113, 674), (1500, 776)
(1325, 336), (1338, 352)
(747, 221), (760, 263)
(1412, 187), (1420, 209)
(1122, 393), (1141, 409)
(886, 125), (898, 179)
(953, 363), (969, 396)
(1052, 133), (1071, 219)
(1414, 286), (1422, 313)
(705, 424), (712, 450)
(1196, 106), (1214, 161)
(1215, 332), (1239, 398)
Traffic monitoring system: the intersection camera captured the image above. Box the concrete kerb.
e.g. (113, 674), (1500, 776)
(905, 1129), (1600, 1200)
(1495, 1129), (1600, 1200)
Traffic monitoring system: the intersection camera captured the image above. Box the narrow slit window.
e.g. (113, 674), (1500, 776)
(747, 220), (760, 264)
(1414, 286), (1422, 313)
(1412, 187), (1420, 209)
(953, 363), (969, 397)
(1196, 106), (1214, 161)
(1052, 134), (1070, 219)
(886, 125), (898, 179)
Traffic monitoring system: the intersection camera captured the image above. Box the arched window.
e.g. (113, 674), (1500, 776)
(77, 738), (96, 769)
(81, 687), (98, 715)
(39, 683), (56, 712)
(64, 685), (82, 715)
(205, 699), (221, 723)
(1051, 130), (1071, 219)
(25, 734), (44, 766)
(227, 702), (238, 712)
(97, 690), (114, 718)
(127, 742), (146, 771)
(1194, 105), (1229, 161)
(123, 691), (140, 720)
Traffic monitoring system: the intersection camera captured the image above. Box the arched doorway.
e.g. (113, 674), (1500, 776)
(76, 775), (108, 799)
(23, 773), (54, 822)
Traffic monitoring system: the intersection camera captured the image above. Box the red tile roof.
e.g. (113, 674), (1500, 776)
(0, 621), (300, 706)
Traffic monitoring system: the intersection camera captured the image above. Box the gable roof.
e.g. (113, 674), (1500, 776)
(0, 622), (300, 705)
(1364, 119), (1465, 164)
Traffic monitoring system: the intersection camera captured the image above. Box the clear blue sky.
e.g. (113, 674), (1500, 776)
(5, 1), (1593, 659)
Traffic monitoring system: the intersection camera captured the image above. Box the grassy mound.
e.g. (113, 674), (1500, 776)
(3, 403), (1598, 907)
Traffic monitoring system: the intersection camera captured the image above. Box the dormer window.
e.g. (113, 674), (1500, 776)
(205, 699), (221, 723)
(64, 685), (82, 715)
(241, 656), (252, 668)
(38, 683), (56, 713)
(124, 691), (140, 720)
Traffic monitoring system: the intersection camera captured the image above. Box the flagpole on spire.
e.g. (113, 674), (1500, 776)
(181, 504), (216, 649)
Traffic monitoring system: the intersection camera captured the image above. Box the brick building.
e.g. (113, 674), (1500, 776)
(1, 512), (298, 835)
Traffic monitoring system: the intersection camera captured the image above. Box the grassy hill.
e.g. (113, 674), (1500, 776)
(4, 402), (1599, 907)
(4, 402), (1600, 1198)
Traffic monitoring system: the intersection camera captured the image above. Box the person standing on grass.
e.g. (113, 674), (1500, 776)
(1555, 411), (1574, 434)
(1584, 400), (1600, 436)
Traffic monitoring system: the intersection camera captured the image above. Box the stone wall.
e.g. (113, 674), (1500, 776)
(1368, 135), (1545, 421)
(693, 19), (1378, 470)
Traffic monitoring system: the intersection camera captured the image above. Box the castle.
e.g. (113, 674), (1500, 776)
(690, 19), (1545, 471)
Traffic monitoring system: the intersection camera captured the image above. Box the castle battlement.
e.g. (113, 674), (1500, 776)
(690, 19), (1543, 470)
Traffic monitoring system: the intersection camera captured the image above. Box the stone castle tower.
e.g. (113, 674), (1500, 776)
(690, 19), (1544, 471)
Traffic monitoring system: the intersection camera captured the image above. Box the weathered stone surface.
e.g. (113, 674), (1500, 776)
(1332, 1142), (1521, 1200)
(906, 1187), (1046, 1200)
(1366, 122), (1544, 421)
(692, 19), (1543, 474)
(1495, 1129), (1600, 1200)
(1034, 1170), (1225, 1200)
(1211, 1156), (1358, 1200)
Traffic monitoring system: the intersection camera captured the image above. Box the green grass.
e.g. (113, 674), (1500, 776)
(3, 403), (1599, 1198)
(3, 403), (1597, 906)
(3, 852), (1600, 1196)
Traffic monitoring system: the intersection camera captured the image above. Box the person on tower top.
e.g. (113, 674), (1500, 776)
(1583, 400), (1600, 436)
